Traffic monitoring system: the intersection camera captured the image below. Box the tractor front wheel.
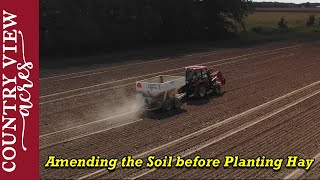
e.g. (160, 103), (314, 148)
(215, 85), (222, 96)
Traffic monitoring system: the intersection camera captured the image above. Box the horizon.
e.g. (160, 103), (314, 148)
(254, 0), (320, 3)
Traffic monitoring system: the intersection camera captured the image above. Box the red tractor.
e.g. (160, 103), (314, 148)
(185, 65), (226, 98)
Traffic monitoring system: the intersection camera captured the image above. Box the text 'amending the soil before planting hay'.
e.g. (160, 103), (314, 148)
(44, 155), (315, 171)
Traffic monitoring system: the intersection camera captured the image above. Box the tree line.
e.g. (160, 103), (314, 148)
(40, 0), (254, 57)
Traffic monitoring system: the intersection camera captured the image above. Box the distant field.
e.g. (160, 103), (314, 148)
(256, 8), (320, 13)
(246, 8), (320, 33)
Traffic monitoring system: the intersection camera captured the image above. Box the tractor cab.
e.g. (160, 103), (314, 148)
(185, 65), (225, 98)
(185, 66), (211, 84)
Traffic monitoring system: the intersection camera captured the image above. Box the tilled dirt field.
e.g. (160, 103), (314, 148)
(40, 41), (320, 179)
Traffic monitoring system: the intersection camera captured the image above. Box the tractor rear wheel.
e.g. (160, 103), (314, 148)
(196, 85), (207, 98)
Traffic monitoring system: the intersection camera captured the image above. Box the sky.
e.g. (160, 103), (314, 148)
(254, 0), (320, 3)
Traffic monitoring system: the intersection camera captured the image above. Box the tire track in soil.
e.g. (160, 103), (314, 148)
(41, 41), (298, 80)
(40, 62), (320, 160)
(109, 94), (320, 179)
(39, 50), (300, 105)
(40, 49), (240, 81)
(40, 45), (303, 99)
(40, 73), (320, 179)
(39, 44), (313, 111)
(209, 103), (319, 179)
(39, 46), (317, 136)
(62, 81), (320, 179)
(284, 152), (320, 179)
(40, 49), (301, 116)
(141, 96), (320, 179)
(40, 49), (252, 96)
(40, 42), (303, 94)
(40, 58), (320, 149)
(298, 162), (320, 179)
(223, 106), (320, 179)
(39, 50), (320, 137)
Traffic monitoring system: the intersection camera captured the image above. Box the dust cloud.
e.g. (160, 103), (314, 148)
(97, 86), (145, 123)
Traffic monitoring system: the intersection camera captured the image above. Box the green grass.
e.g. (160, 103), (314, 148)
(256, 8), (320, 13)
(245, 11), (320, 33)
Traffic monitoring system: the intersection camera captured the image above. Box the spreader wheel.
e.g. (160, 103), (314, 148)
(173, 99), (182, 109)
(161, 100), (173, 112)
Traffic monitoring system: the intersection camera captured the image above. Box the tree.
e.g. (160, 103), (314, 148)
(40, 0), (255, 57)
